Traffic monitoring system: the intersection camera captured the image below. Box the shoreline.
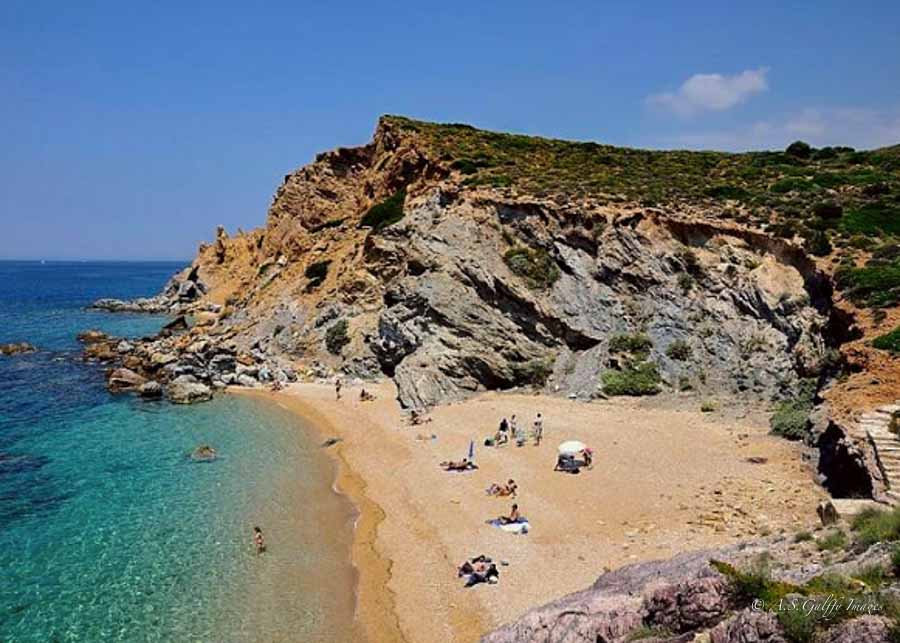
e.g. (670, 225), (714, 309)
(234, 380), (826, 642)
(231, 387), (407, 643)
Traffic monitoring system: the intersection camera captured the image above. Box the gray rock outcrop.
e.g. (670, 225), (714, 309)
(166, 375), (212, 404)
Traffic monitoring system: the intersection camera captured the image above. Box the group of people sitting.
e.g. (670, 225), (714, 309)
(457, 555), (500, 587)
(553, 448), (594, 474)
(487, 413), (544, 447)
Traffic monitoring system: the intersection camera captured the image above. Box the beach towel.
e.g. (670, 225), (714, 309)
(487, 518), (530, 534)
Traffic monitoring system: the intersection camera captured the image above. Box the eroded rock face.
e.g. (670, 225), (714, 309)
(360, 195), (835, 408)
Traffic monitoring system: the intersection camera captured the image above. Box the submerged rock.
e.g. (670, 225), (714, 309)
(166, 375), (212, 404)
(189, 445), (217, 462)
(0, 342), (37, 356)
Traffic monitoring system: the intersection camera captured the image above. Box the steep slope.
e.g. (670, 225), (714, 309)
(182, 116), (896, 412)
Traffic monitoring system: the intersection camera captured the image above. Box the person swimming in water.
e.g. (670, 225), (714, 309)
(253, 526), (266, 555)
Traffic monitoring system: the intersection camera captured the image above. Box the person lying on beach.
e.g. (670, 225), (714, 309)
(457, 555), (499, 587)
(359, 388), (375, 402)
(335, 377), (342, 400)
(499, 503), (521, 525)
(253, 526), (266, 555)
(440, 458), (478, 471)
(486, 479), (517, 497)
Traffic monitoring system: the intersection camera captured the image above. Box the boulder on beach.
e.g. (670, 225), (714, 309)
(0, 342), (37, 356)
(107, 368), (147, 392)
(190, 445), (217, 462)
(166, 375), (213, 404)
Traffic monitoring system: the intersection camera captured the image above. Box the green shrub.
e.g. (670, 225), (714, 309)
(835, 260), (900, 308)
(777, 608), (818, 643)
(804, 230), (833, 256)
(771, 177), (814, 194)
(325, 319), (350, 354)
(503, 246), (560, 289)
(677, 272), (694, 293)
(450, 158), (480, 175)
(812, 201), (843, 220)
(625, 626), (674, 642)
(817, 529), (848, 551)
(851, 506), (900, 546)
(853, 563), (887, 588)
(891, 543), (900, 573)
(842, 202), (900, 236)
(873, 325), (900, 354)
(601, 360), (661, 396)
(700, 400), (717, 413)
(304, 260), (331, 288)
(794, 530), (813, 543)
(704, 185), (750, 200)
(359, 188), (406, 231)
(786, 140), (813, 159)
(769, 381), (816, 440)
(609, 333), (653, 357)
(666, 339), (692, 361)
(511, 358), (554, 387)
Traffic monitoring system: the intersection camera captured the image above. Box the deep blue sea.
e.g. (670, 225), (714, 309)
(0, 262), (356, 642)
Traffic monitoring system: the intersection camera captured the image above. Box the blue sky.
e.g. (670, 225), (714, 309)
(2, 1), (899, 260)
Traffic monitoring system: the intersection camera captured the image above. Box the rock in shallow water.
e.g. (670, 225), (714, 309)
(0, 342), (37, 356)
(138, 381), (163, 399)
(166, 375), (212, 404)
(106, 368), (147, 392)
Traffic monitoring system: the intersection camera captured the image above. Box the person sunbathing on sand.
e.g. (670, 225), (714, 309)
(499, 503), (521, 525)
(440, 458), (477, 471)
(359, 388), (375, 402)
(486, 479), (517, 497)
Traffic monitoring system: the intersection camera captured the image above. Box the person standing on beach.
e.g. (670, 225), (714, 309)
(335, 377), (342, 400)
(533, 413), (543, 446)
(253, 526), (266, 555)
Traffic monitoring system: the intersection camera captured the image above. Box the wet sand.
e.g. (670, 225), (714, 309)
(246, 381), (826, 642)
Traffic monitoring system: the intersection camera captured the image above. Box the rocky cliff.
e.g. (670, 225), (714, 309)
(174, 117), (898, 410)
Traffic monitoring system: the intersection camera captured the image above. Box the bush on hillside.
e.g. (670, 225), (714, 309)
(769, 380), (816, 440)
(325, 319), (350, 354)
(608, 333), (653, 357)
(601, 360), (661, 396)
(786, 140), (813, 159)
(304, 260), (331, 289)
(665, 339), (692, 361)
(511, 358), (554, 387)
(503, 246), (560, 289)
(359, 189), (406, 231)
(873, 325), (900, 354)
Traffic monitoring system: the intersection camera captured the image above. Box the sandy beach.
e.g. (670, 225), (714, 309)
(247, 381), (827, 643)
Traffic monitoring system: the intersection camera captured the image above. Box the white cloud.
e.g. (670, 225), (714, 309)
(657, 106), (900, 151)
(647, 68), (769, 117)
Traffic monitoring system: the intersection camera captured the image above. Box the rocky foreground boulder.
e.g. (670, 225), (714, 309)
(482, 538), (897, 643)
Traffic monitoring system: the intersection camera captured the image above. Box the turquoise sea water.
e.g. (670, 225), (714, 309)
(0, 262), (356, 642)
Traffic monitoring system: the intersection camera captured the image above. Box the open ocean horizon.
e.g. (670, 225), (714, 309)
(0, 261), (356, 642)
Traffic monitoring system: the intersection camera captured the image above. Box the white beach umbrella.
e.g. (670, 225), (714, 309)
(557, 440), (586, 455)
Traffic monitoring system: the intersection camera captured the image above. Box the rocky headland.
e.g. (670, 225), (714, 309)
(84, 117), (900, 641)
